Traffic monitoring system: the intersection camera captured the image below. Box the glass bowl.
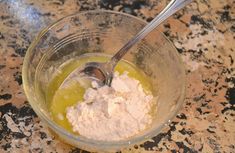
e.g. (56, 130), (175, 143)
(22, 10), (185, 152)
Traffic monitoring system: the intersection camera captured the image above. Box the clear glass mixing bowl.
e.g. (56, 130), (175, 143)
(22, 10), (185, 152)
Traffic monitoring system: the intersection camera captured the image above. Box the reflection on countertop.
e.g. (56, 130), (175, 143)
(0, 0), (234, 152)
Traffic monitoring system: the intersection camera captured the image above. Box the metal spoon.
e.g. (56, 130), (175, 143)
(62, 0), (193, 88)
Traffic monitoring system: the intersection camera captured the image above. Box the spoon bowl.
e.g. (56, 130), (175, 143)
(62, 61), (113, 88)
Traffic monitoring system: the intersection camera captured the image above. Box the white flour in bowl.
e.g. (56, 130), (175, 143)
(66, 71), (154, 141)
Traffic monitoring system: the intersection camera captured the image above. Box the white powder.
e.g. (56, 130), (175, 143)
(66, 71), (154, 141)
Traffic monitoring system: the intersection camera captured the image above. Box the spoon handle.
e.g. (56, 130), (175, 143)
(110, 0), (193, 66)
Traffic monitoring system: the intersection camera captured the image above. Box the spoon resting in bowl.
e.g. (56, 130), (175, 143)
(62, 0), (193, 88)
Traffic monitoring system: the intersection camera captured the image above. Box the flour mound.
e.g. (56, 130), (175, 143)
(66, 72), (154, 141)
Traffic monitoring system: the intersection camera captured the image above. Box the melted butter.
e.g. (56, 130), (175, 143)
(47, 55), (153, 134)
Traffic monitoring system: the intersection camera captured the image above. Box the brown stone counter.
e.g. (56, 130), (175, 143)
(0, 0), (234, 152)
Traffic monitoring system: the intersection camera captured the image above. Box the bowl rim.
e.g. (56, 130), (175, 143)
(22, 9), (186, 148)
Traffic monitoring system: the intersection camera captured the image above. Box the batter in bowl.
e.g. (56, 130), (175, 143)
(47, 54), (157, 140)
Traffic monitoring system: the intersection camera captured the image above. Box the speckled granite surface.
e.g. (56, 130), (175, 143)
(0, 0), (234, 152)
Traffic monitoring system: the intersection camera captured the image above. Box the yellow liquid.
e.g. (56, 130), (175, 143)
(47, 55), (153, 134)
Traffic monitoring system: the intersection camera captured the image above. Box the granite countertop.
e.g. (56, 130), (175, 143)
(0, 0), (234, 152)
